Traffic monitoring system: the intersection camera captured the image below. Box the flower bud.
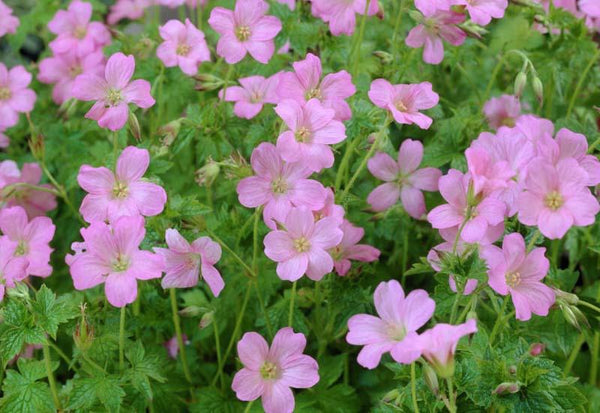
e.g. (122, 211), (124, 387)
(194, 73), (224, 91)
(571, 306), (590, 329)
(382, 389), (400, 404)
(508, 365), (517, 375)
(560, 303), (581, 331)
(554, 288), (579, 305)
(514, 72), (527, 97)
(128, 112), (141, 141)
(373, 51), (393, 65)
(532, 76), (543, 104)
(493, 382), (520, 395)
(28, 132), (45, 160)
(199, 311), (214, 329)
(466, 310), (478, 321)
(158, 119), (182, 146)
(423, 364), (439, 396)
(179, 305), (204, 318)
(195, 157), (221, 187)
(7, 282), (30, 300)
(73, 304), (94, 352)
(408, 10), (424, 23)
(529, 343), (545, 356)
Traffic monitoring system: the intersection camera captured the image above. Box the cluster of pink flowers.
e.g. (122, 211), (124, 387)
(346, 280), (477, 378)
(157, 18), (211, 76)
(0, 161), (57, 218)
(407, 0), (508, 64)
(310, 0), (380, 36)
(532, 0), (600, 33)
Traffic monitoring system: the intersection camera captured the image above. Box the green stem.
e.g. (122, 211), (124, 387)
(579, 300), (600, 314)
(196, 3), (203, 28)
(334, 128), (362, 191)
(112, 131), (119, 170)
(252, 207), (261, 272)
(391, 0), (405, 59)
(40, 162), (85, 225)
(288, 281), (297, 328)
(243, 400), (254, 413)
(566, 48), (600, 118)
(254, 281), (273, 339)
(170, 289), (192, 383)
(43, 343), (61, 410)
(526, 229), (541, 252)
(206, 230), (256, 278)
(219, 64), (235, 104)
(445, 378), (457, 413)
(588, 137), (600, 153)
(564, 333), (585, 375)
(212, 318), (225, 390)
(488, 296), (509, 346)
(211, 285), (252, 387)
(4, 182), (60, 196)
(350, 0), (372, 77)
(411, 362), (420, 413)
(339, 116), (391, 202)
(119, 306), (126, 370)
(48, 341), (72, 368)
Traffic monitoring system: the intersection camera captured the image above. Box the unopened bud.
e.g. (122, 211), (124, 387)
(493, 382), (520, 395)
(58, 98), (78, 119)
(514, 72), (527, 97)
(408, 10), (424, 22)
(532, 76), (543, 104)
(199, 311), (214, 329)
(158, 119), (182, 146)
(128, 112), (141, 141)
(571, 306), (590, 329)
(7, 282), (30, 300)
(28, 132), (45, 160)
(423, 364), (439, 396)
(179, 305), (203, 318)
(382, 389), (400, 404)
(529, 343), (544, 356)
(459, 21), (488, 39)
(561, 303), (580, 330)
(194, 73), (223, 91)
(195, 157), (220, 187)
(508, 365), (517, 375)
(466, 310), (478, 321)
(554, 288), (579, 305)
(74, 304), (94, 351)
(373, 51), (393, 65)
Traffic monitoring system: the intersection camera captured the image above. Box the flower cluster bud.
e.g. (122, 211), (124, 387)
(493, 382), (520, 395)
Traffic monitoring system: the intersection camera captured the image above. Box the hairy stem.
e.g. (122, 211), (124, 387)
(566, 48), (600, 118)
(411, 362), (420, 413)
(43, 343), (61, 410)
(170, 289), (192, 383)
(288, 281), (297, 328)
(119, 306), (126, 370)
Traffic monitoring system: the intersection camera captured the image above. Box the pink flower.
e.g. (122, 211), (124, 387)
(0, 162), (57, 218)
(0, 126), (8, 148)
(481, 233), (554, 321)
(77, 146), (167, 223)
(0, 237), (29, 302)
(346, 280), (435, 369)
(367, 139), (442, 218)
(208, 0), (282, 64)
(263, 206), (343, 281)
(413, 0), (457, 15)
(581, 0), (600, 18)
(310, 0), (379, 36)
(537, 128), (600, 187)
(0, 64), (36, 129)
(164, 334), (189, 359)
(232, 328), (319, 413)
(67, 215), (164, 307)
(275, 99), (346, 172)
(277, 53), (356, 121)
(48, 0), (111, 57)
(409, 319), (477, 378)
(0, 0), (19, 38)
(517, 158), (599, 239)
(159, 0), (207, 7)
(73, 52), (155, 131)
(108, 0), (152, 25)
(427, 169), (506, 243)
(470, 130), (535, 216)
(219, 74), (279, 119)
(38, 51), (105, 105)
(427, 242), (479, 295)
(455, 0), (508, 26)
(312, 187), (345, 225)
(514, 115), (555, 146)
(157, 19), (211, 76)
(236, 142), (327, 229)
(154, 228), (224, 296)
(368, 79), (439, 129)
(0, 206), (55, 278)
(465, 146), (514, 196)
(330, 220), (380, 276)
(483, 95), (521, 130)
(405, 9), (466, 65)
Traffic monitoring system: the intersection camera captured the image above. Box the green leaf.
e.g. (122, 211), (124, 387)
(68, 376), (125, 413)
(0, 359), (56, 413)
(32, 286), (79, 338)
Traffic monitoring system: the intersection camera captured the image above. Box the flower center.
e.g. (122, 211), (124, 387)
(501, 117), (515, 127)
(295, 127), (311, 143)
(105, 88), (123, 107)
(250, 91), (262, 103)
(305, 87), (322, 100)
(176, 43), (191, 56)
(74, 26), (87, 39)
(0, 87), (11, 100)
(69, 65), (83, 79)
(544, 191), (563, 211)
(15, 241), (28, 256)
(329, 245), (343, 261)
(294, 237), (310, 253)
(112, 254), (130, 272)
(505, 271), (521, 288)
(271, 177), (288, 194)
(112, 181), (129, 199)
(386, 324), (406, 341)
(236, 25), (251, 41)
(395, 100), (408, 112)
(260, 361), (279, 380)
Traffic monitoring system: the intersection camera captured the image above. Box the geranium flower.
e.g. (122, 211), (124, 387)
(278, 53), (356, 121)
(0, 162), (57, 218)
(0, 0), (19, 38)
(236, 142), (327, 229)
(208, 0), (282, 64)
(367, 139), (442, 218)
(107, 0), (152, 25)
(455, 0), (508, 26)
(263, 206), (343, 281)
(346, 280), (435, 369)
(48, 0), (111, 57)
(77, 146), (167, 223)
(483, 94), (521, 130)
(275, 98), (346, 172)
(481, 233), (555, 321)
(330, 220), (380, 276)
(154, 228), (224, 296)
(310, 0), (379, 36)
(157, 19), (211, 76)
(67, 215), (164, 307)
(0, 237), (29, 302)
(232, 328), (319, 413)
(0, 63), (36, 129)
(73, 52), (155, 131)
(219, 74), (280, 119)
(0, 206), (55, 278)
